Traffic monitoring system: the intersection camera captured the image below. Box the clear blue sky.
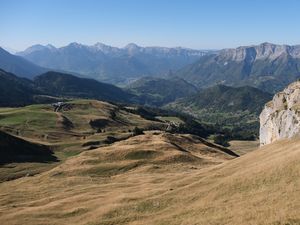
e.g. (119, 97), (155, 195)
(1, 0), (300, 51)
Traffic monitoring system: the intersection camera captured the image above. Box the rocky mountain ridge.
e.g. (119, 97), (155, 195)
(219, 42), (300, 61)
(176, 42), (300, 93)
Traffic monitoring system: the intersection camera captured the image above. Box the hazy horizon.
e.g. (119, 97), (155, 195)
(1, 0), (300, 51)
(3, 40), (300, 54)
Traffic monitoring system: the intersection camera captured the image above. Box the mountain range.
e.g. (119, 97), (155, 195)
(9, 42), (300, 93)
(175, 42), (300, 93)
(17, 43), (210, 85)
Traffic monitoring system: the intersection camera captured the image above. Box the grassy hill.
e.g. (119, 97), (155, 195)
(0, 99), (164, 144)
(0, 136), (298, 224)
(0, 99), (164, 180)
(0, 99), (238, 181)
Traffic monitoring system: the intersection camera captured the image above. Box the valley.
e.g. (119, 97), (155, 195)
(2, 1), (300, 224)
(1, 36), (300, 225)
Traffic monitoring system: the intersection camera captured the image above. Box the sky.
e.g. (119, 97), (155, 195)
(1, 0), (300, 51)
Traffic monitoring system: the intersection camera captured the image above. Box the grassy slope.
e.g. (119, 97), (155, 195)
(0, 99), (162, 143)
(228, 140), (259, 155)
(0, 137), (299, 225)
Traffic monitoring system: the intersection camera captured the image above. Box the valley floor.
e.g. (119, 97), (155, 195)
(0, 135), (299, 225)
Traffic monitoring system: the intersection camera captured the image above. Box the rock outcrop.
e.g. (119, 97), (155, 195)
(260, 80), (300, 145)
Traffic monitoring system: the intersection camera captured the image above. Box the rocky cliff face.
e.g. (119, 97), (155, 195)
(219, 42), (300, 62)
(260, 81), (300, 145)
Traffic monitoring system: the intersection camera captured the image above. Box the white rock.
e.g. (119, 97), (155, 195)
(260, 80), (300, 146)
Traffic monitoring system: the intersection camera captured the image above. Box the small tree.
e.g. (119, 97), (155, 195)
(213, 134), (229, 147)
(132, 127), (144, 136)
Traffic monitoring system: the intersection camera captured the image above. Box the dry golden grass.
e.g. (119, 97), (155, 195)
(229, 140), (259, 155)
(0, 133), (299, 225)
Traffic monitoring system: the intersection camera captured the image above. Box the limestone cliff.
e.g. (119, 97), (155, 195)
(260, 80), (300, 145)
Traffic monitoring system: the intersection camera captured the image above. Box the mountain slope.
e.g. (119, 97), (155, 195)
(0, 69), (37, 106)
(17, 43), (209, 84)
(0, 47), (47, 79)
(126, 77), (198, 106)
(170, 85), (272, 114)
(167, 85), (272, 139)
(0, 70), (137, 106)
(176, 42), (300, 93)
(33, 71), (137, 103)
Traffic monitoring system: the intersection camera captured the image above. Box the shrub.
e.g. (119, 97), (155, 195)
(132, 127), (144, 136)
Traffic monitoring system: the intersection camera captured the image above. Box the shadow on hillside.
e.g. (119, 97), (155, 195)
(0, 131), (58, 165)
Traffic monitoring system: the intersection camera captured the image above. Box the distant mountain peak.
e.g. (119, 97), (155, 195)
(67, 42), (85, 48)
(21, 44), (56, 55)
(46, 44), (56, 49)
(124, 43), (140, 49)
(23, 44), (47, 53)
(94, 42), (109, 48)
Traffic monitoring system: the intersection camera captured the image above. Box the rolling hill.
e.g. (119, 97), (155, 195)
(0, 134), (298, 225)
(0, 99), (230, 181)
(176, 42), (300, 93)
